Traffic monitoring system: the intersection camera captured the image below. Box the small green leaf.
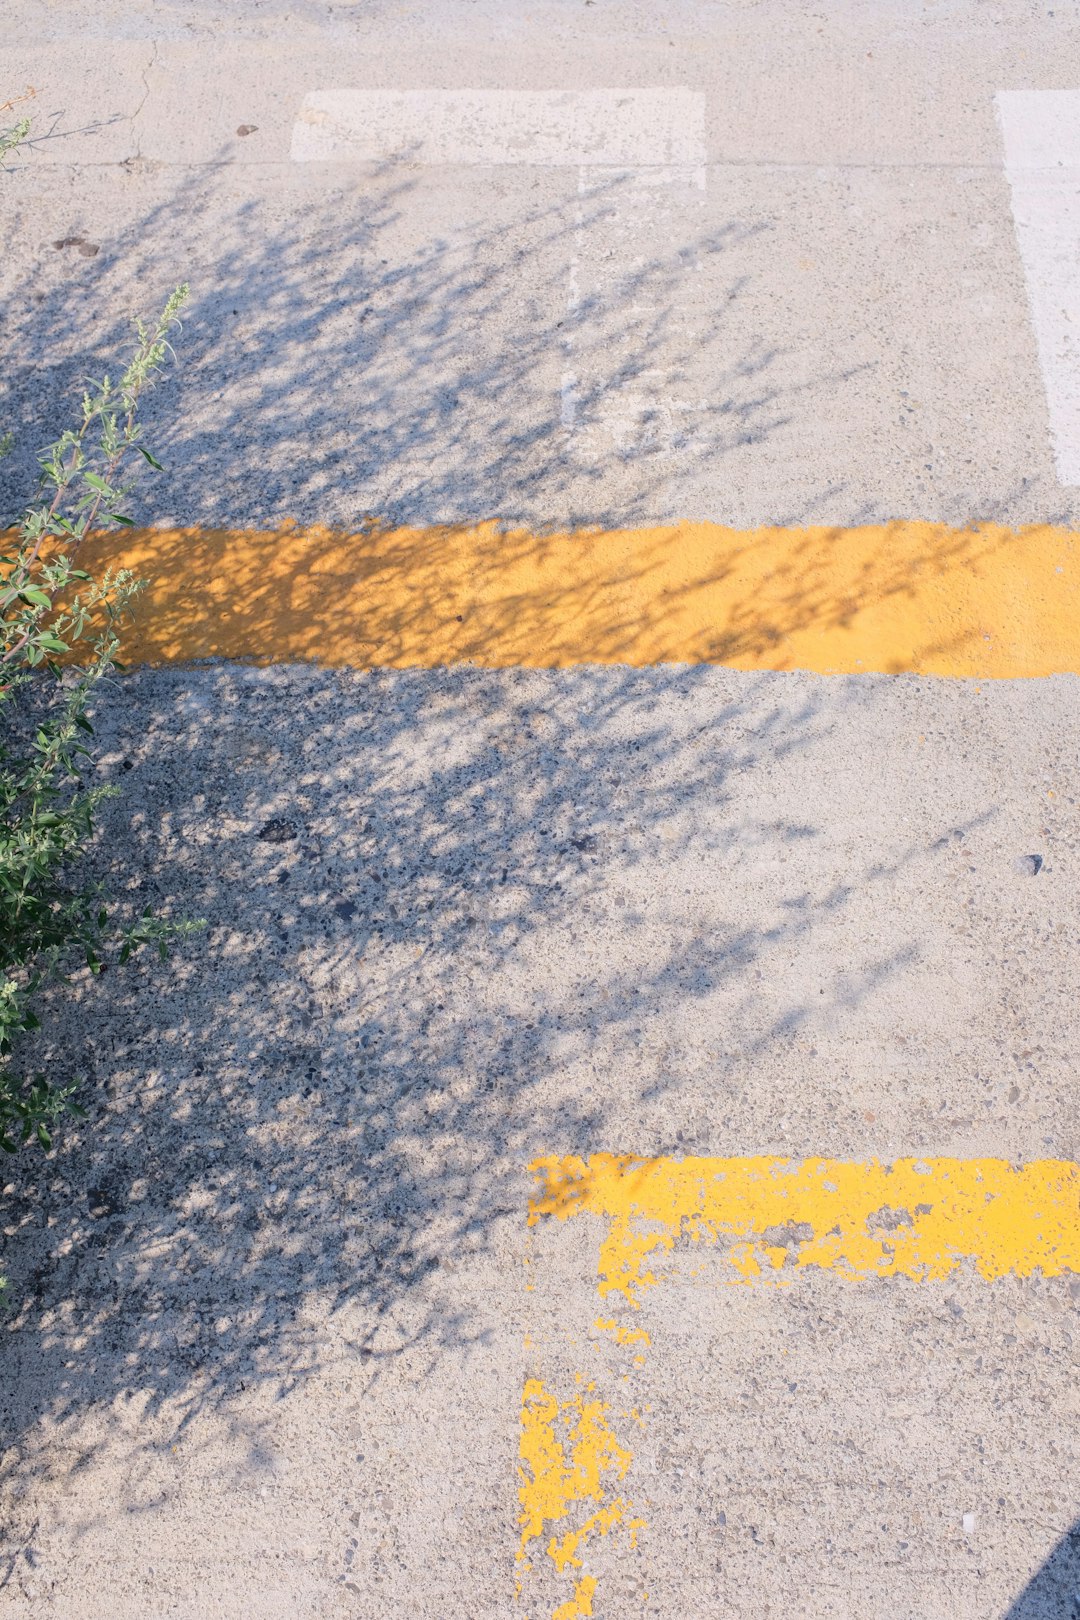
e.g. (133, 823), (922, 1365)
(138, 447), (165, 471)
(108, 513), (135, 526)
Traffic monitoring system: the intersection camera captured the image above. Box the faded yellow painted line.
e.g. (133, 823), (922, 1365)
(529, 1155), (1080, 1305)
(517, 1377), (643, 1619)
(80, 520), (1080, 676)
(519, 1155), (1080, 1615)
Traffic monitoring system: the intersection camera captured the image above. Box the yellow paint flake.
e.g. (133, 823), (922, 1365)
(594, 1317), (651, 1347)
(529, 1155), (1080, 1306)
(518, 1378), (633, 1554)
(550, 1499), (630, 1572)
(553, 1575), (598, 1619)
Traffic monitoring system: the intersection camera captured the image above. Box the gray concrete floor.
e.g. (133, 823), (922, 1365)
(0, 5), (1078, 1617)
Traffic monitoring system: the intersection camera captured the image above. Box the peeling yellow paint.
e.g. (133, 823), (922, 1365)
(77, 520), (1080, 677)
(518, 1378), (634, 1555)
(553, 1575), (598, 1619)
(520, 1154), (1079, 1613)
(518, 1377), (640, 1617)
(550, 1499), (632, 1572)
(594, 1317), (651, 1347)
(529, 1155), (1080, 1306)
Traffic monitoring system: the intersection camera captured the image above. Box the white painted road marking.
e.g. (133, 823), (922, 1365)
(290, 87), (706, 168)
(998, 89), (1080, 487)
(562, 165), (709, 468)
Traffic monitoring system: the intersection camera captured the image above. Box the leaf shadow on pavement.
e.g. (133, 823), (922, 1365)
(1, 158), (792, 530)
(1004, 1520), (1080, 1619)
(0, 657), (999, 1552)
(0, 149), (1057, 1604)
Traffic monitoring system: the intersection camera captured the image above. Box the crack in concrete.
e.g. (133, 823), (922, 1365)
(129, 39), (158, 159)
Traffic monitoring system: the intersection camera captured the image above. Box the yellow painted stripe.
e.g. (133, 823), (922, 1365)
(80, 520), (1080, 677)
(529, 1155), (1080, 1302)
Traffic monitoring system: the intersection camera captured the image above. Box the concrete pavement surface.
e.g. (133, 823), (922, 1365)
(0, 3), (1078, 1617)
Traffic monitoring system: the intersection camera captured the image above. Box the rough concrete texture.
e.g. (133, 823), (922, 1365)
(1, 664), (1077, 1616)
(1, 8), (1078, 532)
(0, 3), (1078, 1617)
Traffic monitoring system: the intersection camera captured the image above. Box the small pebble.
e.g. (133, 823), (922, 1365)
(962, 1511), (977, 1535)
(257, 818), (298, 844)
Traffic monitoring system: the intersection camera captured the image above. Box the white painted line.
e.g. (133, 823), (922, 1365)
(290, 88), (706, 168)
(997, 89), (1080, 486)
(561, 167), (707, 462)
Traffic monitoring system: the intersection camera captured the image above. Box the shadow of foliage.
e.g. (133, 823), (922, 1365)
(1004, 1521), (1080, 1619)
(0, 144), (1036, 1604)
(0, 661), (932, 1482)
(1, 158), (824, 530)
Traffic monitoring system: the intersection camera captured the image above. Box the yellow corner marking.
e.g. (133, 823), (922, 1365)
(78, 520), (1080, 677)
(520, 1154), (1079, 1616)
(529, 1155), (1080, 1306)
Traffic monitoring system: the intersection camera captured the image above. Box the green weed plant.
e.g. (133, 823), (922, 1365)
(1, 114), (197, 1159)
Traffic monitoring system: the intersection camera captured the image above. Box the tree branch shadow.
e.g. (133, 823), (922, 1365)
(0, 149), (1038, 1591)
